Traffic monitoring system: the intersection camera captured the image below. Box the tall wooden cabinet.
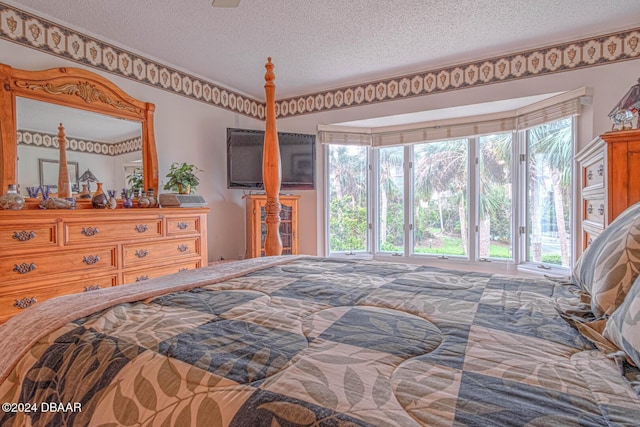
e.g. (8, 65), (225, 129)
(244, 194), (300, 258)
(0, 208), (208, 323)
(576, 129), (640, 253)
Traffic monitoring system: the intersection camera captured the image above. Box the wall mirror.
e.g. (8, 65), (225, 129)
(0, 63), (158, 200)
(18, 97), (143, 195)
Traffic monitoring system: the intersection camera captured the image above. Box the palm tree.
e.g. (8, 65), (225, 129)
(414, 139), (468, 254)
(478, 134), (512, 258)
(328, 145), (368, 252)
(378, 147), (404, 249)
(527, 118), (572, 266)
(414, 136), (513, 258)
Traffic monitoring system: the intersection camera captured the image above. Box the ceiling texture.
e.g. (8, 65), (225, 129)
(5, 0), (640, 102)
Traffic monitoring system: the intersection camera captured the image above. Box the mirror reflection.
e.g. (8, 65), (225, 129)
(16, 97), (143, 197)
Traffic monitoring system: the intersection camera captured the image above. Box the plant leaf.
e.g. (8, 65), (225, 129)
(258, 401), (317, 425)
(113, 384), (140, 426)
(134, 371), (158, 410)
(343, 366), (365, 407)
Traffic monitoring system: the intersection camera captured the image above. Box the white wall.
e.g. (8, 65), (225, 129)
(3, 37), (638, 259)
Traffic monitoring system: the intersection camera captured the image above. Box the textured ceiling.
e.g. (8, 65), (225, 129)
(5, 0), (640, 100)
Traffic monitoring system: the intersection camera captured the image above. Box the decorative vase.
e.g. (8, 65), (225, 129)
(178, 184), (191, 194)
(26, 186), (39, 198)
(0, 184), (25, 210)
(138, 191), (150, 208)
(78, 184), (91, 199)
(122, 188), (133, 208)
(40, 185), (51, 200)
(146, 188), (157, 208)
(91, 182), (109, 208)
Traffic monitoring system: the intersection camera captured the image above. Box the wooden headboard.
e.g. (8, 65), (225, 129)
(262, 58), (282, 256)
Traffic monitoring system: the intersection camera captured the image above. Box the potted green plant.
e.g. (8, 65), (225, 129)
(126, 168), (144, 196)
(163, 162), (202, 194)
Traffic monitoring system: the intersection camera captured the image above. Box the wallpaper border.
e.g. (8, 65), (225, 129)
(0, 2), (638, 120)
(18, 130), (142, 156)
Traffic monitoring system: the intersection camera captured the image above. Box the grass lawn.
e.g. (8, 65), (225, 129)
(412, 234), (512, 259)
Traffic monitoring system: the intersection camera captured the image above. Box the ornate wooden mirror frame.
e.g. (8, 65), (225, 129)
(0, 63), (158, 196)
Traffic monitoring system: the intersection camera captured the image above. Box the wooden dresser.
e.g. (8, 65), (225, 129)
(576, 129), (640, 253)
(244, 194), (300, 258)
(0, 208), (208, 323)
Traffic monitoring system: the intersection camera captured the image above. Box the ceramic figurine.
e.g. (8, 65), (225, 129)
(106, 190), (117, 209)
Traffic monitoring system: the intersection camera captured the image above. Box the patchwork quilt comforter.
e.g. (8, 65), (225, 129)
(1, 256), (639, 426)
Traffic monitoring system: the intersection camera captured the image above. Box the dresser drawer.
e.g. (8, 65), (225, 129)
(1, 246), (118, 282)
(122, 237), (200, 267)
(166, 217), (201, 235)
(582, 151), (605, 191)
(583, 197), (606, 227)
(122, 260), (201, 284)
(583, 228), (601, 250)
(0, 223), (58, 251)
(0, 274), (118, 323)
(64, 219), (162, 245)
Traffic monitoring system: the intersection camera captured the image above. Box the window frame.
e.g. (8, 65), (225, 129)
(324, 114), (579, 275)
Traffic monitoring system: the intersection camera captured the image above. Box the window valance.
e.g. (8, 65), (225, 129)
(318, 87), (592, 147)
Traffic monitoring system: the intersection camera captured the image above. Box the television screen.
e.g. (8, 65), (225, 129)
(227, 128), (316, 190)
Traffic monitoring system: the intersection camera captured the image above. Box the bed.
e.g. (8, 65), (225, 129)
(1, 59), (640, 426)
(0, 254), (639, 426)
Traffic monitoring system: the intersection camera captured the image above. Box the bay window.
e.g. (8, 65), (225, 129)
(323, 89), (587, 273)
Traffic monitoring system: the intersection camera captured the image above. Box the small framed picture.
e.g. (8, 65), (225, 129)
(39, 159), (79, 192)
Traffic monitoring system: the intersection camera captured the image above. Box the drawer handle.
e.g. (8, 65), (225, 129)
(597, 164), (603, 176)
(587, 204), (593, 214)
(14, 297), (37, 309)
(598, 204), (604, 215)
(177, 244), (188, 252)
(84, 285), (101, 292)
(177, 222), (189, 230)
(587, 170), (593, 180)
(178, 267), (189, 272)
(136, 275), (149, 282)
(12, 230), (36, 241)
(135, 224), (149, 233)
(13, 263), (36, 274)
(135, 249), (150, 258)
(83, 255), (101, 265)
(588, 237), (594, 245)
(81, 227), (99, 237)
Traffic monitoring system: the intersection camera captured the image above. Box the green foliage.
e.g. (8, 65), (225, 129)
(329, 195), (367, 252)
(414, 235), (466, 255)
(126, 168), (144, 191)
(541, 254), (562, 265)
(163, 162), (202, 194)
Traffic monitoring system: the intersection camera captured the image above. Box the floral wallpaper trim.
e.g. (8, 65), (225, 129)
(0, 3), (638, 120)
(18, 130), (142, 156)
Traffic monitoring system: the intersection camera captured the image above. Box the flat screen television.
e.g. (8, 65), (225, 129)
(227, 128), (316, 190)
